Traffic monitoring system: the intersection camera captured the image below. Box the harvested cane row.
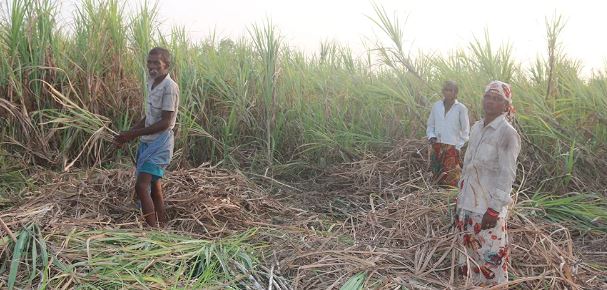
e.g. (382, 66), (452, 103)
(267, 140), (606, 289)
(1, 148), (606, 289)
(276, 190), (604, 289)
(0, 166), (292, 289)
(2, 166), (285, 233)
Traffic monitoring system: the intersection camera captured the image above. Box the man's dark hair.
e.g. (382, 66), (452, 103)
(443, 80), (458, 94)
(148, 47), (171, 67)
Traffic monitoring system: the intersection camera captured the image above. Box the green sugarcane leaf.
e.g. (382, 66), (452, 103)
(8, 228), (30, 290)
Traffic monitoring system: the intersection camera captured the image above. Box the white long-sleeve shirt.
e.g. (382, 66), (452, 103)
(426, 100), (470, 150)
(457, 114), (521, 216)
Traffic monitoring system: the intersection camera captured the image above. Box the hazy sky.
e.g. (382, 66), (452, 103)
(61, 0), (605, 75)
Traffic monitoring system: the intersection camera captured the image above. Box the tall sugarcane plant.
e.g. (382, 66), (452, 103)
(0, 0), (604, 191)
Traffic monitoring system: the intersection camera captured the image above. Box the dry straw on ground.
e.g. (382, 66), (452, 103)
(1, 141), (606, 289)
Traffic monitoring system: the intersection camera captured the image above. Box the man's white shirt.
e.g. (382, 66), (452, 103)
(426, 100), (470, 150)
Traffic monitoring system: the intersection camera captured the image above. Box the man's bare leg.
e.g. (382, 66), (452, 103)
(150, 179), (167, 227)
(136, 173), (157, 227)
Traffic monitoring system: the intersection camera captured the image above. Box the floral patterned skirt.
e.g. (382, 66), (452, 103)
(430, 143), (461, 186)
(455, 208), (509, 287)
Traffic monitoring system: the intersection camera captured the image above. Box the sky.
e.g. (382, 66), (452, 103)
(60, 0), (606, 75)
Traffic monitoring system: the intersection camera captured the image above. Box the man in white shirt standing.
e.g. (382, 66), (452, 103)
(426, 80), (470, 187)
(455, 80), (521, 287)
(114, 47), (179, 228)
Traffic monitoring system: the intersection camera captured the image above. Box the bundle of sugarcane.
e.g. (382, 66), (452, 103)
(41, 80), (117, 170)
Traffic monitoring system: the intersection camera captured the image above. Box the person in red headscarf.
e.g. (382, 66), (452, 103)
(454, 80), (521, 287)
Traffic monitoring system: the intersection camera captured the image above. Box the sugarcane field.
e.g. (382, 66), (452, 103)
(1, 1), (606, 289)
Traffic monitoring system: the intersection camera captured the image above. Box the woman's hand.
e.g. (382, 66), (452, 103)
(481, 208), (499, 230)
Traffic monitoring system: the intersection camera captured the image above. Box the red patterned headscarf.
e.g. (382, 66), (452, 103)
(485, 80), (515, 122)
